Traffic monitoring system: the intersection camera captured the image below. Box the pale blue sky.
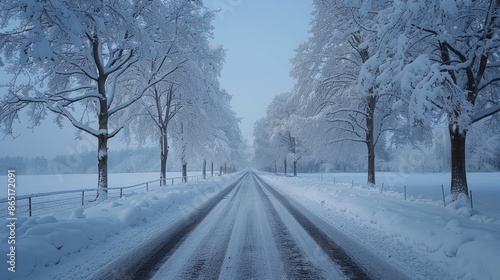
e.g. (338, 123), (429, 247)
(206, 0), (313, 143)
(0, 1), (313, 158)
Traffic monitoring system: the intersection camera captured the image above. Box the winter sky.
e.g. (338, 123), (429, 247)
(0, 0), (313, 158)
(204, 0), (313, 143)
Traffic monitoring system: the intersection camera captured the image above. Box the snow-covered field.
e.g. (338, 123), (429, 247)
(0, 172), (202, 196)
(0, 171), (499, 279)
(298, 172), (500, 220)
(0, 172), (206, 220)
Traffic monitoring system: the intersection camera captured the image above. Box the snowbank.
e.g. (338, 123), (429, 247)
(262, 173), (500, 280)
(0, 173), (239, 279)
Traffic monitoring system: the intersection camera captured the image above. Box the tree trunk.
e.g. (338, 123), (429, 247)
(211, 161), (214, 177)
(182, 162), (187, 183)
(274, 160), (277, 175)
(97, 77), (108, 200)
(293, 160), (298, 177)
(220, 166), (223, 176)
(203, 159), (206, 179)
(97, 133), (108, 200)
(367, 140), (375, 186)
(284, 158), (287, 176)
(449, 126), (468, 197)
(366, 96), (376, 186)
(224, 163), (227, 175)
(160, 130), (168, 186)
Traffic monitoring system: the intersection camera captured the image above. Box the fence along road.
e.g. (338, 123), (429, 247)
(0, 174), (209, 219)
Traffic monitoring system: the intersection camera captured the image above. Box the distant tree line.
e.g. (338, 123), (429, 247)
(0, 147), (214, 175)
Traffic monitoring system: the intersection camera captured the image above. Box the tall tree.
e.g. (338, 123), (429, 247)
(0, 0), (160, 198)
(125, 0), (216, 185)
(253, 118), (274, 172)
(289, 0), (395, 185)
(396, 0), (500, 196)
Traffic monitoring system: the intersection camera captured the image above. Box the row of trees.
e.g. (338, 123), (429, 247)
(0, 0), (246, 198)
(0, 147), (228, 175)
(254, 0), (500, 196)
(0, 148), (156, 175)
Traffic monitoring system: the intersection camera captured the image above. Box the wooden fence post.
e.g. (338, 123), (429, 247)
(441, 184), (446, 207)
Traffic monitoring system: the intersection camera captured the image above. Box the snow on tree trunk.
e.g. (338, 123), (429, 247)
(211, 161), (214, 177)
(293, 160), (297, 177)
(96, 143), (108, 199)
(160, 131), (168, 186)
(450, 126), (468, 197)
(284, 158), (287, 176)
(274, 160), (277, 175)
(97, 136), (108, 200)
(97, 78), (109, 200)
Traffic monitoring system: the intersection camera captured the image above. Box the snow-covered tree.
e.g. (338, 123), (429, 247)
(253, 118), (275, 172)
(121, 1), (245, 182)
(467, 116), (500, 171)
(282, 0), (500, 193)
(253, 92), (307, 175)
(287, 0), (402, 185)
(394, 0), (500, 196)
(167, 48), (246, 179)
(0, 0), (169, 198)
(124, 0), (218, 185)
(215, 93), (247, 172)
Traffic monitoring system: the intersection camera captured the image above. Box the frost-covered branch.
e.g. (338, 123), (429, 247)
(329, 137), (367, 145)
(45, 103), (98, 137)
(471, 103), (500, 124)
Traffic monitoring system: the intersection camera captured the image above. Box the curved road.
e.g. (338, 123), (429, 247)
(126, 171), (404, 279)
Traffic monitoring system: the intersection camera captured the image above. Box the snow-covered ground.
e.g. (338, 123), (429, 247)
(0, 172), (206, 220)
(299, 172), (500, 220)
(263, 172), (500, 280)
(0, 171), (498, 279)
(0, 172), (238, 280)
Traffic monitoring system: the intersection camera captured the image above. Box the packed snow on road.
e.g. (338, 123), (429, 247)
(0, 170), (499, 279)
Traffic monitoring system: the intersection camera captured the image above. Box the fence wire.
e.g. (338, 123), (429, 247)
(0, 174), (210, 219)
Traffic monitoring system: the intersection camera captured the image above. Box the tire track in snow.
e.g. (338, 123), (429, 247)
(169, 174), (246, 279)
(122, 171), (369, 279)
(254, 174), (372, 280)
(219, 174), (286, 279)
(130, 173), (248, 279)
(252, 175), (326, 279)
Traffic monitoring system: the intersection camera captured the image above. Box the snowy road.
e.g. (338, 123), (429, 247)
(126, 171), (401, 279)
(8, 170), (498, 280)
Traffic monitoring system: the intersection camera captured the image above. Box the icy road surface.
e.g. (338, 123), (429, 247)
(129, 171), (403, 279)
(7, 170), (498, 279)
